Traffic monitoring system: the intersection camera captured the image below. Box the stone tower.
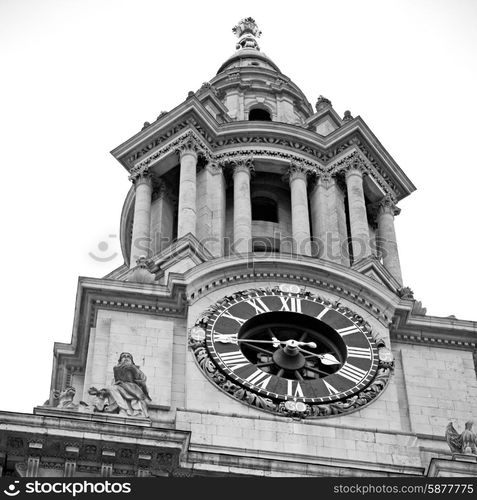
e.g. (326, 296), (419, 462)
(1, 18), (476, 478)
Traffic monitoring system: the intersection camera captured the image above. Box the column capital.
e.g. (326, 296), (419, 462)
(287, 161), (309, 183)
(342, 153), (368, 178)
(230, 155), (255, 176)
(378, 194), (401, 216)
(175, 135), (204, 159)
(130, 169), (153, 187)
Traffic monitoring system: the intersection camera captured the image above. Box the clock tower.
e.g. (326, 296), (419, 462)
(1, 18), (476, 478)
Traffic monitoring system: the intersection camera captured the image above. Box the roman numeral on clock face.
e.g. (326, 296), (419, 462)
(221, 310), (247, 325)
(347, 346), (371, 359)
(323, 380), (340, 395)
(245, 297), (271, 315)
(315, 306), (330, 320)
(214, 333), (238, 344)
(336, 325), (361, 336)
(244, 369), (272, 389)
(219, 350), (250, 371)
(287, 380), (304, 397)
(279, 296), (302, 313)
(337, 362), (368, 384)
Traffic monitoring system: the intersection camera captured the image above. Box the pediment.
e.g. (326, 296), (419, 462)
(149, 233), (213, 283)
(352, 256), (401, 294)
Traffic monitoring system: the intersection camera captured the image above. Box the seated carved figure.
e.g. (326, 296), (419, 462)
(89, 352), (152, 418)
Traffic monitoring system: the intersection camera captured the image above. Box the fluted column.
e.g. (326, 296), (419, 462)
(345, 160), (371, 262)
(310, 172), (341, 262)
(288, 163), (311, 256)
(176, 138), (200, 238)
(130, 171), (152, 268)
(233, 157), (253, 254)
(377, 195), (403, 284)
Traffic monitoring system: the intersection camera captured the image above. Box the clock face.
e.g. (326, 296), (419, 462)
(190, 287), (393, 418)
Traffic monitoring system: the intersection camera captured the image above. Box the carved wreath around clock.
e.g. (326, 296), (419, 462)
(188, 286), (394, 419)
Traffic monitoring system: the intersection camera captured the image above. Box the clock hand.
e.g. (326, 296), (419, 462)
(297, 347), (341, 365)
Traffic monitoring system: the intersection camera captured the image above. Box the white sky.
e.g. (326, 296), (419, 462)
(0, 0), (476, 413)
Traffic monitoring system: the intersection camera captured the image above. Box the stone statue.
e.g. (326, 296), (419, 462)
(445, 421), (477, 455)
(89, 352), (152, 418)
(53, 386), (78, 409)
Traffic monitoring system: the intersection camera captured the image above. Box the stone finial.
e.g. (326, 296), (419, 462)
(343, 110), (353, 121)
(397, 286), (414, 299)
(232, 17), (261, 50)
(142, 121), (151, 130)
(315, 95), (332, 112)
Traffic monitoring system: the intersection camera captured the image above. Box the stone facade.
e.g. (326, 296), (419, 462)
(1, 18), (476, 478)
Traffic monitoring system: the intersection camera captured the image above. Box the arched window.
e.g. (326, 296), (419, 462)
(252, 197), (278, 223)
(249, 108), (272, 121)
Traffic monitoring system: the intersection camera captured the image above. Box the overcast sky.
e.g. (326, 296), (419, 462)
(1, 0), (476, 413)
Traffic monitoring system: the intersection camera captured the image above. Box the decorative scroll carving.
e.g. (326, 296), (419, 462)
(129, 169), (152, 185)
(378, 194), (401, 216)
(221, 155), (255, 176)
(88, 352), (152, 418)
(189, 288), (394, 419)
(130, 130), (211, 178)
(340, 151), (368, 174)
(446, 421), (477, 455)
(287, 161), (308, 182)
(175, 134), (205, 157)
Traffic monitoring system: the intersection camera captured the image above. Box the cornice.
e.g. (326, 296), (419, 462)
(391, 305), (477, 349)
(52, 277), (188, 388)
(170, 254), (402, 326)
(113, 100), (414, 200)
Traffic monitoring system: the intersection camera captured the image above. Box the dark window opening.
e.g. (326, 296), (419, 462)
(252, 197), (278, 222)
(249, 108), (272, 121)
(253, 237), (280, 253)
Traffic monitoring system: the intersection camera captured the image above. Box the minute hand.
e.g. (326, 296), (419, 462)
(297, 347), (341, 365)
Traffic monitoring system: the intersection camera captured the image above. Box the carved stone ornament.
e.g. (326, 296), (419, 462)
(378, 194), (401, 216)
(315, 95), (332, 112)
(343, 110), (353, 122)
(232, 17), (262, 51)
(445, 421), (477, 455)
(53, 386), (79, 410)
(286, 161), (309, 182)
(397, 286), (414, 300)
(189, 287), (394, 419)
(88, 352), (152, 418)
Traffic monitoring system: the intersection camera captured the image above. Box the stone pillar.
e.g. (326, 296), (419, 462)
(26, 457), (40, 477)
(130, 171), (153, 268)
(377, 195), (403, 284)
(233, 157), (253, 254)
(345, 160), (371, 262)
(310, 173), (341, 262)
(288, 163), (311, 255)
(176, 138), (200, 239)
(197, 161), (226, 257)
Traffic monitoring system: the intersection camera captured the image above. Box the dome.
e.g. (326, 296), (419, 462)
(211, 17), (313, 124)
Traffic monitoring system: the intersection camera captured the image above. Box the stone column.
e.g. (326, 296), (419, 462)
(197, 161), (226, 257)
(233, 157), (253, 254)
(345, 160), (371, 262)
(377, 195), (403, 284)
(310, 172), (341, 262)
(176, 138), (200, 239)
(130, 171), (153, 268)
(288, 163), (311, 256)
